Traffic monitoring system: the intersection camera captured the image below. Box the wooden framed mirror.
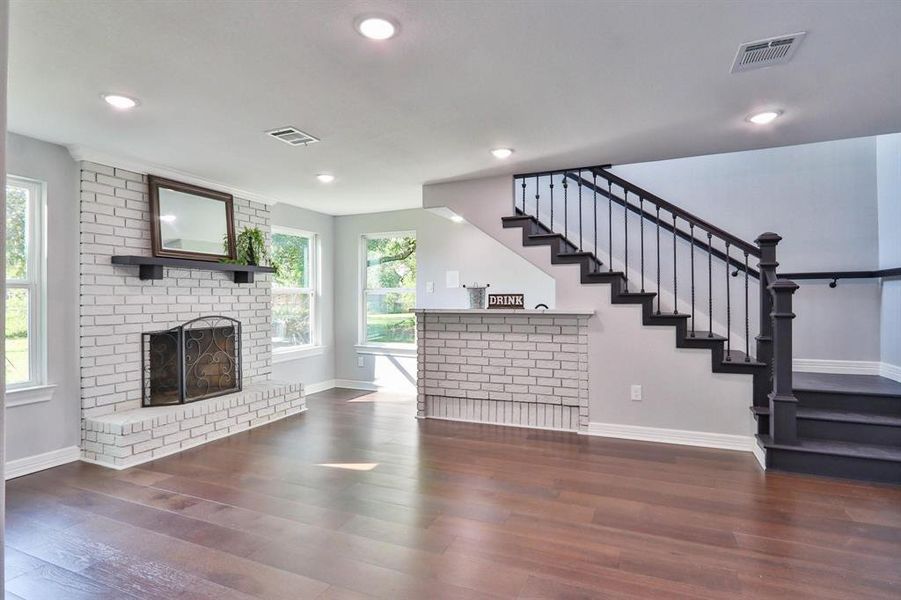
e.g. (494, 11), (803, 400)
(148, 176), (236, 262)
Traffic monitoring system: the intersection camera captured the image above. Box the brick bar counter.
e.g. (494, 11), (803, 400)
(414, 309), (593, 432)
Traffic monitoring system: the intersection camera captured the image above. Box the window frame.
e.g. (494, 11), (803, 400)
(5, 175), (47, 391)
(359, 230), (417, 349)
(270, 226), (320, 359)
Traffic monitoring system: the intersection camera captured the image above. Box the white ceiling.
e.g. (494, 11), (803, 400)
(8, 1), (901, 215)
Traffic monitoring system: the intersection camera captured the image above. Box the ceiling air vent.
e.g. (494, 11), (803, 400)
(265, 126), (320, 146)
(730, 32), (806, 73)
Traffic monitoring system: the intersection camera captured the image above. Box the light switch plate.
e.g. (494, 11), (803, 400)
(426, 281), (435, 293)
(630, 385), (642, 401)
(446, 270), (460, 288)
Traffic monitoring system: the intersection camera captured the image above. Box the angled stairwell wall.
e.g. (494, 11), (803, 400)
(424, 175), (756, 449)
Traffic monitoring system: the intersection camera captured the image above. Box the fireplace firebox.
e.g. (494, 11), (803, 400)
(142, 316), (242, 406)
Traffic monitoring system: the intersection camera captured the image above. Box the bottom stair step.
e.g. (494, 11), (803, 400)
(758, 434), (901, 484)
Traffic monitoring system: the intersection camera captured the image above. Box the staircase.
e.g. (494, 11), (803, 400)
(503, 165), (901, 484)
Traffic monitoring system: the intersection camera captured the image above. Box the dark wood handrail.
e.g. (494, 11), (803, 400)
(591, 167), (761, 257)
(512, 164), (760, 257)
(781, 266), (901, 281)
(570, 172), (761, 278)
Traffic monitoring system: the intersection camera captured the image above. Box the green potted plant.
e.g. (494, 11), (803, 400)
(223, 227), (278, 275)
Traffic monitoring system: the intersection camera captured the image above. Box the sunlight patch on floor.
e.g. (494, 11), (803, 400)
(315, 463), (379, 471)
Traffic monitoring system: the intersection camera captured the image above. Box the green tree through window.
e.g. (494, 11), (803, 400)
(363, 234), (416, 345)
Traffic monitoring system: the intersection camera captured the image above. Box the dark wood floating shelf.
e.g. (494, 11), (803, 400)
(111, 255), (275, 284)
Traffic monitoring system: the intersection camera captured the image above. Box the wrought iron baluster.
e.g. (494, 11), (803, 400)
(640, 197), (645, 292)
(607, 180), (613, 272)
(562, 174), (568, 245)
(578, 173), (583, 252)
(690, 223), (695, 336)
(672, 213), (678, 315)
(520, 179), (526, 214)
(549, 175), (554, 231)
(534, 175), (539, 220)
(707, 232), (713, 338)
(593, 173), (598, 272)
(623, 190), (629, 292)
(656, 206), (661, 315)
(725, 242), (732, 361)
(744, 251), (750, 362)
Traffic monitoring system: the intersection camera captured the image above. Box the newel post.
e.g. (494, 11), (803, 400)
(769, 278), (799, 445)
(754, 233), (780, 407)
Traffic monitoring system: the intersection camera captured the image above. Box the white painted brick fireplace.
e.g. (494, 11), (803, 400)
(79, 161), (304, 468)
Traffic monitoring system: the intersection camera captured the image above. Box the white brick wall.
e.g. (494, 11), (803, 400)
(416, 311), (590, 431)
(79, 161), (293, 464)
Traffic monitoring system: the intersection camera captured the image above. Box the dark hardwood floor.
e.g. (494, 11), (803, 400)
(5, 387), (901, 599)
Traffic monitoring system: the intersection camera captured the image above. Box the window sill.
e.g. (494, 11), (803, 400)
(272, 345), (326, 364)
(354, 345), (417, 357)
(6, 384), (57, 408)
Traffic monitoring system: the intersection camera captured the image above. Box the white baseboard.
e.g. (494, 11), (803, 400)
(752, 439), (767, 470)
(793, 359), (901, 383)
(334, 379), (380, 391)
(881, 362), (901, 383)
(583, 422), (755, 453)
(6, 445), (81, 480)
(304, 379), (337, 394)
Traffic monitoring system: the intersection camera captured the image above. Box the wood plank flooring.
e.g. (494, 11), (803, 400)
(6, 387), (901, 599)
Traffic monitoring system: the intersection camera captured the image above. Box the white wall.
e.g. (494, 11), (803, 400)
(269, 203), (336, 388)
(877, 133), (901, 369)
(333, 208), (555, 387)
(425, 175), (754, 439)
(5, 132), (80, 462)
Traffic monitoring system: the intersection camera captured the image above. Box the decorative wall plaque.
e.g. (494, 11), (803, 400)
(488, 293), (524, 309)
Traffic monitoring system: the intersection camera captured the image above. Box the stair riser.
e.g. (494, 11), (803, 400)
(797, 419), (901, 446)
(796, 391), (901, 416)
(767, 449), (901, 484)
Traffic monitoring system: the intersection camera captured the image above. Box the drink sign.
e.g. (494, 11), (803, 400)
(488, 293), (524, 309)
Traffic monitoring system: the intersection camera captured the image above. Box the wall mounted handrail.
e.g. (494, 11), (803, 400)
(781, 266), (901, 281)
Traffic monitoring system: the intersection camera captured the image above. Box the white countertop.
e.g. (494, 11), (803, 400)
(413, 308), (595, 316)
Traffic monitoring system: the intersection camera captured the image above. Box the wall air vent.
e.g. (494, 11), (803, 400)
(730, 32), (806, 73)
(265, 126), (320, 146)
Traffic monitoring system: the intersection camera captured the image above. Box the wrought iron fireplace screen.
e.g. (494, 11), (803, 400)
(142, 315), (242, 406)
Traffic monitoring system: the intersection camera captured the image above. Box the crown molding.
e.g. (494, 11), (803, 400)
(66, 144), (280, 206)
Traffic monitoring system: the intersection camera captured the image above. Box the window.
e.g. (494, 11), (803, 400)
(361, 232), (416, 346)
(6, 176), (45, 389)
(271, 228), (318, 354)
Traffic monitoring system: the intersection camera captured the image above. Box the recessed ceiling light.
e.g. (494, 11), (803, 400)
(102, 94), (138, 110)
(747, 110), (782, 125)
(356, 16), (398, 40)
(491, 148), (514, 159)
(159, 214), (176, 223)
(450, 215), (465, 223)
(316, 174), (335, 183)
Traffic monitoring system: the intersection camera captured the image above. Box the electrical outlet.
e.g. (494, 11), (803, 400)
(630, 385), (642, 401)
(357, 356), (365, 368)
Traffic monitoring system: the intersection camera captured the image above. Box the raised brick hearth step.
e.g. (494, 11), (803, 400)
(82, 380), (305, 469)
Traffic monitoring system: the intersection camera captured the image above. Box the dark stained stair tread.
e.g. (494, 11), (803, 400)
(755, 406), (901, 426)
(793, 372), (901, 398)
(721, 350), (764, 366)
(758, 435), (901, 462)
(684, 331), (727, 342)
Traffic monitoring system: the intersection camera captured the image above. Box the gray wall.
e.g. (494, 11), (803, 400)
(333, 208), (555, 387)
(610, 137), (882, 362)
(877, 134), (901, 368)
(269, 202), (336, 387)
(5, 132), (80, 461)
